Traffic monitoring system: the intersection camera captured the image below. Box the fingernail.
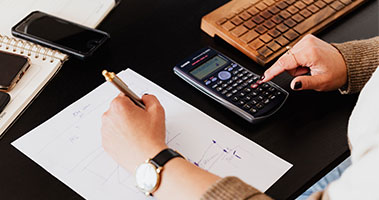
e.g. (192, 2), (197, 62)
(294, 81), (302, 90)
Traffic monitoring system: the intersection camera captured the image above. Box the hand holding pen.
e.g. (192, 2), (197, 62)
(102, 70), (146, 109)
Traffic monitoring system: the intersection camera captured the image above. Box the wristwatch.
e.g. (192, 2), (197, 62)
(135, 148), (184, 196)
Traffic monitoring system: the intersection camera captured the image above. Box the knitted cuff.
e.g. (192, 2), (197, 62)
(201, 177), (272, 200)
(332, 37), (379, 94)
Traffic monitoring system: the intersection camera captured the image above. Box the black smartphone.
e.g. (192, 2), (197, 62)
(0, 92), (10, 114)
(0, 51), (30, 91)
(11, 11), (110, 59)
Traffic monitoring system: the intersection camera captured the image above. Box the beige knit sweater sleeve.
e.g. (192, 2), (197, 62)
(201, 36), (379, 200)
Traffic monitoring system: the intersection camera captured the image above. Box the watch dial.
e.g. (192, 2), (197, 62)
(135, 163), (158, 192)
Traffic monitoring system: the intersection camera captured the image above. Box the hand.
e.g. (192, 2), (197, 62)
(101, 94), (167, 173)
(261, 34), (347, 91)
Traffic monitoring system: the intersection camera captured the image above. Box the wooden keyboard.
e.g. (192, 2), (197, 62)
(201, 0), (367, 66)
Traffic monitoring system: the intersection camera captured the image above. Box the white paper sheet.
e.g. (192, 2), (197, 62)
(12, 69), (292, 200)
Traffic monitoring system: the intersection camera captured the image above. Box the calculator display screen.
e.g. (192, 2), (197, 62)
(190, 55), (227, 80)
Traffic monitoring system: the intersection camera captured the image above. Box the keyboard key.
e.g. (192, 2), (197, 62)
(279, 10), (291, 19)
(275, 36), (290, 46)
(263, 20), (276, 29)
(239, 11), (252, 21)
(260, 33), (273, 43)
(248, 39), (265, 50)
(323, 0), (335, 3)
(263, 0), (275, 6)
(231, 16), (243, 25)
(249, 108), (258, 114)
(240, 30), (259, 43)
(252, 15), (264, 24)
(256, 2), (268, 11)
(244, 20), (257, 29)
(284, 18), (297, 28)
(285, 0), (296, 4)
(287, 5), (300, 14)
(302, 0), (315, 5)
(294, 1), (306, 10)
(330, 1), (345, 10)
(268, 5), (280, 14)
(272, 15), (284, 24)
(231, 25), (249, 37)
(221, 21), (236, 31)
(243, 104), (252, 110)
(292, 13), (305, 23)
(315, 0), (327, 8)
(307, 4), (320, 13)
(340, 0), (352, 5)
(267, 41), (281, 51)
(260, 10), (273, 19)
(300, 9), (312, 18)
(255, 25), (268, 34)
(277, 1), (288, 9)
(247, 7), (260, 16)
(226, 13), (236, 19)
(277, 23), (289, 32)
(294, 6), (336, 34)
(258, 46), (274, 57)
(284, 29), (299, 41)
(268, 28), (281, 38)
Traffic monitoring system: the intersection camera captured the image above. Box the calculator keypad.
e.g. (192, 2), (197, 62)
(208, 64), (286, 118)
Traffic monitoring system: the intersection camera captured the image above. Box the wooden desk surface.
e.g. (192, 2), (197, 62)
(0, 0), (377, 199)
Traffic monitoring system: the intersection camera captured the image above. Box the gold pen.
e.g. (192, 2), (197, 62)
(102, 70), (145, 109)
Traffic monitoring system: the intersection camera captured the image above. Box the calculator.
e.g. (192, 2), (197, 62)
(173, 47), (288, 123)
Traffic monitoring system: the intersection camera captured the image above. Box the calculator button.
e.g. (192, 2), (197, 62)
(243, 104), (251, 110)
(228, 67), (234, 71)
(217, 80), (223, 85)
(226, 86), (233, 91)
(216, 87), (223, 91)
(250, 99), (258, 105)
(263, 99), (270, 104)
(212, 77), (218, 82)
(237, 86), (244, 90)
(249, 108), (258, 114)
(227, 80), (233, 84)
(244, 96), (252, 101)
(238, 100), (246, 105)
(237, 79), (243, 84)
(247, 73), (253, 77)
(250, 83), (258, 89)
(232, 63), (238, 68)
(232, 89), (238, 94)
(226, 93), (233, 98)
(242, 82), (249, 87)
(243, 88), (252, 93)
(276, 91), (282, 96)
(212, 84), (218, 89)
(262, 83), (270, 88)
(232, 70), (239, 75)
(222, 84), (228, 88)
(232, 76), (238, 81)
(205, 80), (211, 85)
(251, 91), (258, 96)
(221, 90), (228, 95)
(256, 103), (264, 109)
(269, 95), (276, 100)
(237, 73), (244, 78)
(232, 83), (238, 87)
(232, 96), (239, 101)
(263, 91), (270, 96)
(257, 87), (264, 92)
(218, 71), (232, 80)
(242, 76), (248, 81)
(238, 92), (246, 97)
(238, 67), (244, 72)
(268, 87), (276, 92)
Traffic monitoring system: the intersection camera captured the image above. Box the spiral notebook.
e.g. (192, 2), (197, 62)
(0, 0), (120, 137)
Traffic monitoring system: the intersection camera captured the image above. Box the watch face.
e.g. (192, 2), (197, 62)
(135, 163), (159, 193)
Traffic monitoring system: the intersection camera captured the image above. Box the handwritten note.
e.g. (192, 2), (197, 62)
(12, 69), (292, 200)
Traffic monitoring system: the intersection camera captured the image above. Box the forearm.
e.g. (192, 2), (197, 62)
(154, 158), (221, 200)
(153, 157), (273, 200)
(333, 36), (379, 94)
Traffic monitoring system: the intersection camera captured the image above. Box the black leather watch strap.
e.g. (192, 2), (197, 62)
(151, 148), (183, 167)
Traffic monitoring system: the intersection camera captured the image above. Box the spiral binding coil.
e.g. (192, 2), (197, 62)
(0, 34), (62, 63)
